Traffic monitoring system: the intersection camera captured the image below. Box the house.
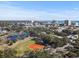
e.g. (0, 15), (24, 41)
(25, 21), (33, 28)
(33, 21), (45, 27)
(56, 27), (66, 32)
(0, 27), (8, 34)
(7, 35), (17, 41)
(33, 37), (44, 45)
(67, 34), (78, 43)
(67, 34), (78, 40)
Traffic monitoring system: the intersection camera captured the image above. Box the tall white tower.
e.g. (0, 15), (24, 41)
(68, 18), (72, 26)
(75, 22), (79, 26)
(32, 20), (34, 23)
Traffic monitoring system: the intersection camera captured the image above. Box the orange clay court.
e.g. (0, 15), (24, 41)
(29, 44), (45, 50)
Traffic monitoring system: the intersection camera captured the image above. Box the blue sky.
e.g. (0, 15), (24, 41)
(0, 1), (79, 21)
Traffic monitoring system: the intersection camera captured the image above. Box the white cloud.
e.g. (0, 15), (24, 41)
(0, 2), (79, 21)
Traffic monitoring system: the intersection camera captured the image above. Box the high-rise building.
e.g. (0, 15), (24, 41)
(75, 22), (79, 26)
(64, 19), (72, 26)
(68, 20), (71, 26)
(64, 20), (68, 26)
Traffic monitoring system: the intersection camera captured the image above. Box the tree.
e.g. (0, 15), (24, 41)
(64, 51), (77, 58)
(22, 50), (56, 58)
(39, 34), (68, 48)
(54, 31), (67, 36)
(22, 49), (67, 58)
(0, 47), (16, 58)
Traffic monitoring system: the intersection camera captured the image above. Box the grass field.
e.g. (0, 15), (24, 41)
(0, 37), (44, 57)
(10, 39), (35, 57)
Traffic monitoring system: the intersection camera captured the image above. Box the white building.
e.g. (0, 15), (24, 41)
(68, 19), (72, 26)
(64, 19), (72, 26)
(67, 34), (78, 40)
(57, 27), (66, 32)
(75, 22), (79, 26)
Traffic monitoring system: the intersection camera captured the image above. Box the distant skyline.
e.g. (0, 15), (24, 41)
(0, 1), (79, 21)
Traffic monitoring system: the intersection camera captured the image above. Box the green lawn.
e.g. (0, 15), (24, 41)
(10, 39), (35, 57)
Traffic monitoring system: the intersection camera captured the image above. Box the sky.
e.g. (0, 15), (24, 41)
(0, 1), (79, 21)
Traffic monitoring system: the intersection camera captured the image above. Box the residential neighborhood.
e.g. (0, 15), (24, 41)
(0, 20), (79, 57)
(0, 1), (79, 58)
